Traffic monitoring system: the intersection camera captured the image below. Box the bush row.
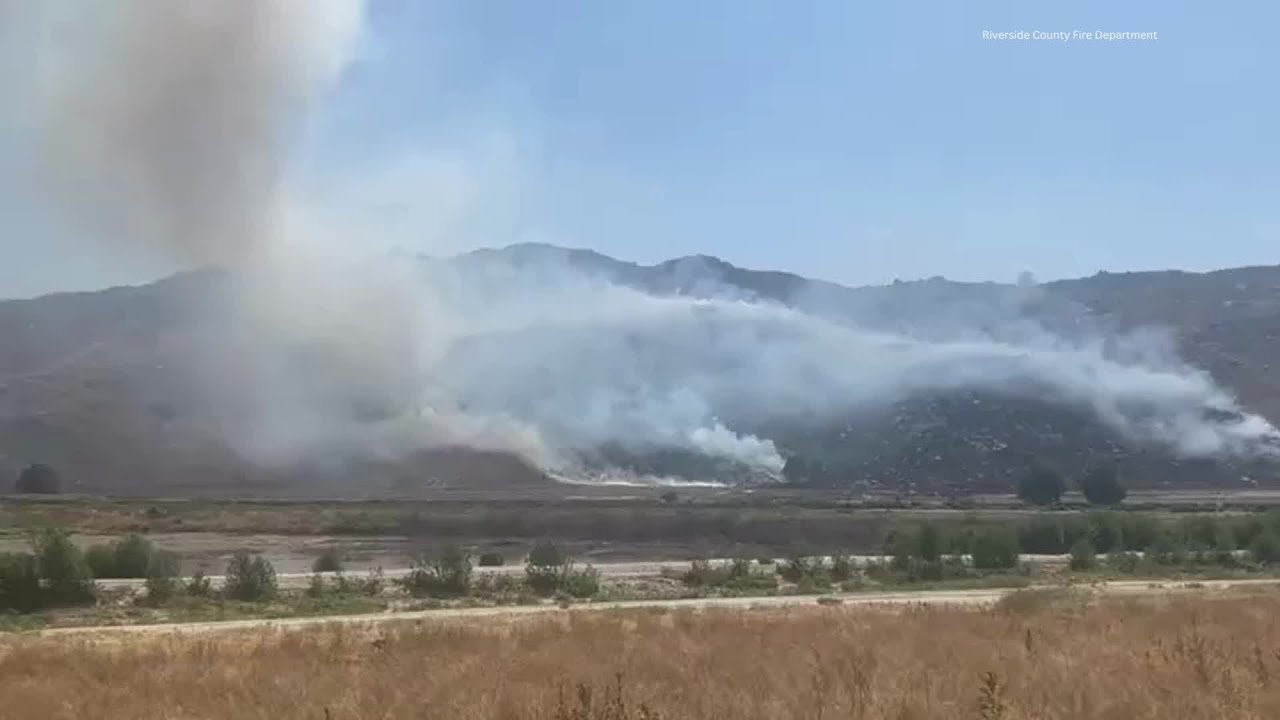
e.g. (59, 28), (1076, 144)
(396, 542), (600, 600)
(0, 532), (599, 614)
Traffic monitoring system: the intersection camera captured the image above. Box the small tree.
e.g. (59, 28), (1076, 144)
(399, 546), (472, 598)
(32, 528), (94, 605)
(1069, 538), (1097, 571)
(185, 570), (213, 598)
(85, 544), (118, 579)
(1088, 512), (1125, 553)
(561, 565), (601, 599)
(311, 547), (345, 574)
(0, 552), (42, 612)
(830, 555), (854, 583)
(1017, 464), (1065, 506)
(1080, 464), (1126, 506)
(1250, 531), (1280, 566)
(477, 552), (505, 567)
(916, 524), (944, 563)
(15, 464), (61, 494)
(1213, 524), (1240, 567)
(971, 527), (1020, 570)
(223, 552), (277, 601)
(526, 541), (568, 596)
(112, 535), (155, 578)
(144, 551), (181, 604)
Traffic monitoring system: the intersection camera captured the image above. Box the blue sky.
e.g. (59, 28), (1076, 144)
(2, 0), (1277, 297)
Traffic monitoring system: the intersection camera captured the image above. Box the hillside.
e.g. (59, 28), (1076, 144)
(2, 246), (1279, 496)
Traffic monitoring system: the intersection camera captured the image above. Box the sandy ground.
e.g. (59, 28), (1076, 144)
(35, 578), (1280, 639)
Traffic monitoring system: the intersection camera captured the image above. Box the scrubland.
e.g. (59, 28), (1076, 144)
(3, 591), (1280, 719)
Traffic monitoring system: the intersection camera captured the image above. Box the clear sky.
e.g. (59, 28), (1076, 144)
(1, 0), (1277, 298)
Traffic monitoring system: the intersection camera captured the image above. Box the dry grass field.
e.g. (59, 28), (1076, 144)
(3, 591), (1280, 719)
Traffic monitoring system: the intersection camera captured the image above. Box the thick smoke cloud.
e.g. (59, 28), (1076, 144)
(424, 257), (1280, 478)
(4, 1), (1278, 486)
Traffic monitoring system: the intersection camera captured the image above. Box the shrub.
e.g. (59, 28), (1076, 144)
(311, 547), (345, 574)
(306, 573), (327, 599)
(0, 552), (42, 612)
(113, 535), (155, 578)
(681, 559), (726, 588)
(1017, 464), (1064, 506)
(1107, 551), (1141, 574)
(1250, 531), (1280, 565)
(829, 555), (855, 583)
(528, 541), (566, 568)
(185, 570), (213, 598)
(916, 525), (944, 563)
(1146, 533), (1186, 566)
(15, 463), (61, 494)
(779, 556), (830, 585)
(223, 552), (277, 601)
(526, 542), (569, 596)
(356, 568), (385, 596)
(682, 558), (776, 592)
(477, 552), (505, 567)
(1213, 526), (1240, 567)
(85, 544), (117, 579)
(32, 528), (94, 605)
(399, 546), (473, 598)
(1017, 517), (1068, 554)
(972, 527), (1019, 570)
(1069, 538), (1097, 571)
(144, 551), (181, 604)
(85, 535), (156, 579)
(561, 565), (601, 599)
(1087, 512), (1125, 553)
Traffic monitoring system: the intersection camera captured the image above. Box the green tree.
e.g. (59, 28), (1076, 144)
(32, 528), (94, 605)
(1080, 464), (1126, 506)
(399, 546), (472, 598)
(144, 551), (181, 604)
(311, 547), (345, 574)
(526, 542), (581, 596)
(916, 524), (944, 563)
(971, 527), (1020, 570)
(112, 535), (155, 578)
(1017, 464), (1065, 506)
(223, 552), (277, 601)
(1069, 537), (1097, 571)
(1087, 512), (1124, 553)
(1250, 531), (1280, 566)
(0, 552), (42, 612)
(1213, 523), (1240, 567)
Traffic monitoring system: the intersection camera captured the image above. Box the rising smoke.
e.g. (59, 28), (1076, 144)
(3, 2), (1278, 486)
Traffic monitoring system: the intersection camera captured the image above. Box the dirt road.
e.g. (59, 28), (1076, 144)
(40, 578), (1280, 638)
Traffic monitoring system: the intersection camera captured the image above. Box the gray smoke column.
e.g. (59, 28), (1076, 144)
(10, 0), (364, 266)
(1, 0), (542, 466)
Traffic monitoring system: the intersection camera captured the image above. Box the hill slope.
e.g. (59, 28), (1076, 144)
(2, 246), (1279, 495)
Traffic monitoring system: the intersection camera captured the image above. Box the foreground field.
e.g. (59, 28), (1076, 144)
(4, 591), (1280, 719)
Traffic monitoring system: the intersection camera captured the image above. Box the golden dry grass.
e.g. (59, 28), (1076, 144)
(4, 593), (1280, 719)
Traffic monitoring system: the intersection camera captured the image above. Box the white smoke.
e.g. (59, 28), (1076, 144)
(422, 261), (1280, 477)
